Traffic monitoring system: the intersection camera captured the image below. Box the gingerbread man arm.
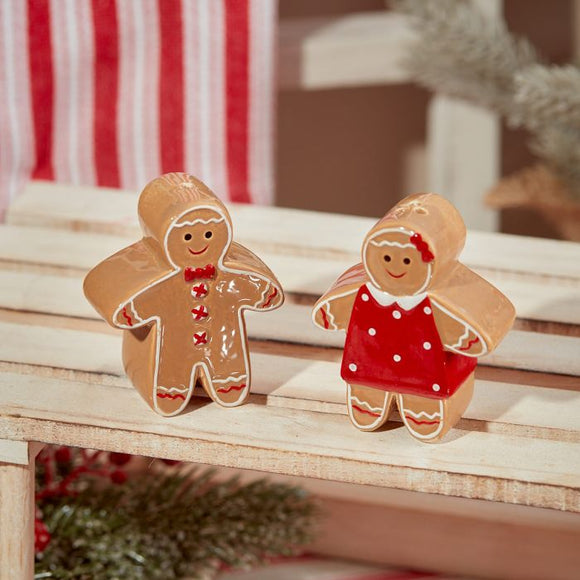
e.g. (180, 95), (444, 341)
(238, 272), (284, 311)
(112, 280), (167, 329)
(430, 299), (487, 357)
(313, 287), (359, 331)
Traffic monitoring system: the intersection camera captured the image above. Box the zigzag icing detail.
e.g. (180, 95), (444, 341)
(350, 396), (384, 414)
(403, 409), (442, 420)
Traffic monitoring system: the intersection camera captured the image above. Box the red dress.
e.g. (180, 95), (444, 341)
(340, 284), (476, 399)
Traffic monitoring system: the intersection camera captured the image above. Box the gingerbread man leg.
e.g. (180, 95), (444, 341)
(196, 354), (250, 407)
(347, 384), (393, 431)
(154, 354), (196, 416)
(397, 372), (475, 443)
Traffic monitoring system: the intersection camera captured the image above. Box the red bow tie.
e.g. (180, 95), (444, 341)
(184, 264), (216, 281)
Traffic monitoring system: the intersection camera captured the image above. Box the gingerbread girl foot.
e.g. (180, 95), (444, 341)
(84, 173), (283, 417)
(312, 193), (515, 443)
(347, 384), (393, 431)
(398, 372), (474, 442)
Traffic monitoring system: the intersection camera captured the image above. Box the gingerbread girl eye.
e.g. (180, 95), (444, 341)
(383, 255), (391, 262)
(184, 233), (192, 241)
(204, 231), (213, 239)
(403, 257), (411, 265)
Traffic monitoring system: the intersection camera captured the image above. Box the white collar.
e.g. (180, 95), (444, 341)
(366, 282), (427, 311)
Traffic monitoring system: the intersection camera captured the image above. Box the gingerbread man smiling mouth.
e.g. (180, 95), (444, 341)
(84, 173), (284, 417)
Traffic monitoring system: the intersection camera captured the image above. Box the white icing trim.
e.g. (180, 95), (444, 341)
(157, 386), (190, 394)
(398, 395), (444, 440)
(430, 298), (488, 357)
(362, 227), (432, 296)
(349, 396), (384, 414)
(403, 409), (442, 421)
(312, 287), (359, 332)
(213, 373), (247, 384)
(172, 216), (225, 228)
(369, 240), (415, 249)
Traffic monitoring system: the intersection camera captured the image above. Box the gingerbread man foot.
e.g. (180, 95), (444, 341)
(205, 372), (251, 407)
(347, 384), (393, 431)
(84, 173), (284, 417)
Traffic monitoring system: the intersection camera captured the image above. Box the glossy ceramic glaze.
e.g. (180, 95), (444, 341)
(84, 173), (283, 416)
(312, 193), (515, 442)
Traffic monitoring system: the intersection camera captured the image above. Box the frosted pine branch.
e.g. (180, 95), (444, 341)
(513, 65), (580, 131)
(391, 0), (537, 115)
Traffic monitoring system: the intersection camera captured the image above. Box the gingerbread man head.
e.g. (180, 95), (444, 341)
(362, 194), (466, 296)
(138, 173), (232, 270)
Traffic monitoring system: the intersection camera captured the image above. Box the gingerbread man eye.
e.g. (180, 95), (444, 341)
(403, 257), (411, 265)
(383, 255), (391, 262)
(184, 233), (192, 241)
(204, 231), (213, 239)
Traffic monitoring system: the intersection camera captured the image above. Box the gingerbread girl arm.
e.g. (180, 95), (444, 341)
(430, 299), (487, 357)
(312, 264), (367, 331)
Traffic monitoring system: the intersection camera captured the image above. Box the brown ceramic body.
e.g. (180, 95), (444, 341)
(84, 173), (284, 416)
(312, 193), (515, 442)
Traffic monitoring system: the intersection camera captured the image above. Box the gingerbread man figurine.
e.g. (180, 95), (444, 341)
(312, 194), (515, 442)
(84, 173), (283, 416)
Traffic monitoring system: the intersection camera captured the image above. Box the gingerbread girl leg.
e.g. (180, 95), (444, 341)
(397, 372), (475, 442)
(347, 384), (393, 431)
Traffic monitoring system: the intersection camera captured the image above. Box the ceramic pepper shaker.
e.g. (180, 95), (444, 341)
(312, 193), (515, 442)
(84, 173), (284, 416)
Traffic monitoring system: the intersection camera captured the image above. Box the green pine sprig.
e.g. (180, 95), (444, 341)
(35, 467), (318, 580)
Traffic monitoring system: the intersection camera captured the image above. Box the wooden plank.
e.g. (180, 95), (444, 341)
(1, 267), (579, 336)
(0, 371), (579, 511)
(0, 319), (579, 441)
(207, 466), (580, 579)
(278, 12), (413, 89)
(7, 182), (580, 282)
(0, 439), (29, 465)
(1, 261), (579, 376)
(0, 454), (35, 579)
(1, 225), (580, 334)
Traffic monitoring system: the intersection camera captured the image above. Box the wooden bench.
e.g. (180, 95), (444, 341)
(1, 181), (579, 579)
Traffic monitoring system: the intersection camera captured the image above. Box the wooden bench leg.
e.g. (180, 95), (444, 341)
(0, 442), (44, 580)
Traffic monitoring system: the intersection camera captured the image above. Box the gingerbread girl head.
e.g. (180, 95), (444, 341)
(84, 173), (284, 417)
(363, 194), (465, 297)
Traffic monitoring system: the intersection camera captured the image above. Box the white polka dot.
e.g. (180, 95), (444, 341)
(432, 383), (440, 392)
(349, 363), (357, 372)
(392, 310), (401, 319)
(424, 306), (432, 315)
(361, 293), (369, 302)
(423, 341), (431, 350)
(368, 328), (376, 336)
(393, 354), (402, 362)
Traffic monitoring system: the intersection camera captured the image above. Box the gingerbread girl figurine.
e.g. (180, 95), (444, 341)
(312, 193), (515, 442)
(84, 173), (283, 417)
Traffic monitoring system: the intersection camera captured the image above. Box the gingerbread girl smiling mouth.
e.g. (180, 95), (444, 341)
(312, 193), (515, 442)
(84, 173), (283, 417)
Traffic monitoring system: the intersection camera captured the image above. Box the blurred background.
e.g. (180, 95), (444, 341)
(277, 0), (579, 238)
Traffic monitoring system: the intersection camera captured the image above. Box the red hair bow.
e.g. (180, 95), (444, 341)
(410, 233), (435, 263)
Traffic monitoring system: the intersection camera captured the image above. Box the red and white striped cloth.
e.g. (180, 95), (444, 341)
(0, 0), (276, 218)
